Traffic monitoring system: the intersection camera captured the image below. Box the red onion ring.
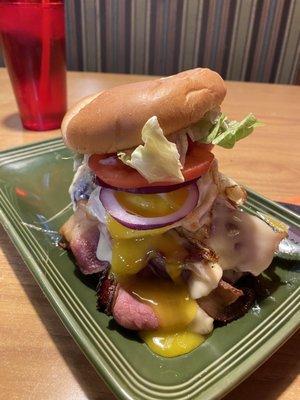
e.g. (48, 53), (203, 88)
(95, 176), (198, 194)
(99, 183), (199, 230)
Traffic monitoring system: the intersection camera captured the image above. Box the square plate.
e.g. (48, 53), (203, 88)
(0, 138), (299, 400)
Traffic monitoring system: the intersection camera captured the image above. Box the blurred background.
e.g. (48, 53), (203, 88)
(0, 0), (299, 84)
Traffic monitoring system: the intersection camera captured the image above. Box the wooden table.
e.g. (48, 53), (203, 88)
(0, 67), (299, 400)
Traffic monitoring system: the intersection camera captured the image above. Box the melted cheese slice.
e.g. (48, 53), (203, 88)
(206, 197), (285, 275)
(187, 262), (223, 299)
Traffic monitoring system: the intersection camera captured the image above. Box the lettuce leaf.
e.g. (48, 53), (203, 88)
(187, 108), (221, 142)
(118, 116), (184, 183)
(201, 113), (262, 149)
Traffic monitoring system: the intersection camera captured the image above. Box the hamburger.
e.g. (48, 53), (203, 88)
(60, 68), (286, 357)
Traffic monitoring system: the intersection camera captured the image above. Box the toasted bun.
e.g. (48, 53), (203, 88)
(62, 68), (226, 154)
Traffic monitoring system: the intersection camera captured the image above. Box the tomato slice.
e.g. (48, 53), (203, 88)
(88, 143), (214, 189)
(183, 143), (214, 181)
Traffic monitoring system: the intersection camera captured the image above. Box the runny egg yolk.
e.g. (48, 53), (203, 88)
(109, 229), (187, 278)
(114, 187), (188, 217)
(126, 279), (197, 330)
(140, 330), (205, 358)
(122, 278), (204, 358)
(107, 189), (206, 357)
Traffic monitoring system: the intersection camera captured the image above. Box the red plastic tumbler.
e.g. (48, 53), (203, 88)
(0, 0), (66, 131)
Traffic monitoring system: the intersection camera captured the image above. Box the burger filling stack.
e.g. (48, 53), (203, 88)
(60, 69), (286, 357)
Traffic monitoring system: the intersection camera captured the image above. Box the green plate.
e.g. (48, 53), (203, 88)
(0, 138), (299, 400)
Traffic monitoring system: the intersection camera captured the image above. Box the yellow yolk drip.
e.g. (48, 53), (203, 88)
(115, 187), (188, 217)
(127, 279), (197, 329)
(140, 331), (205, 358)
(107, 189), (207, 357)
(109, 229), (187, 277)
(124, 278), (204, 357)
(165, 262), (183, 283)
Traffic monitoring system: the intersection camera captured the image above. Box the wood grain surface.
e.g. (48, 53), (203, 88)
(0, 67), (299, 400)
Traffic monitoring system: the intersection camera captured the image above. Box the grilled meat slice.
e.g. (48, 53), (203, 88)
(59, 202), (108, 274)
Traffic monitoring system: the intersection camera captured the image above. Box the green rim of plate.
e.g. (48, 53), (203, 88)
(0, 138), (299, 400)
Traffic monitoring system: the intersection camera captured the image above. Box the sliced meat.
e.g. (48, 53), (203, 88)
(96, 268), (159, 331)
(59, 202), (108, 274)
(96, 269), (118, 315)
(176, 227), (218, 263)
(214, 287), (256, 325)
(112, 287), (159, 331)
(61, 204), (159, 330)
(137, 252), (170, 280)
(222, 269), (244, 284)
(198, 279), (256, 324)
(198, 280), (243, 318)
(236, 272), (275, 300)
